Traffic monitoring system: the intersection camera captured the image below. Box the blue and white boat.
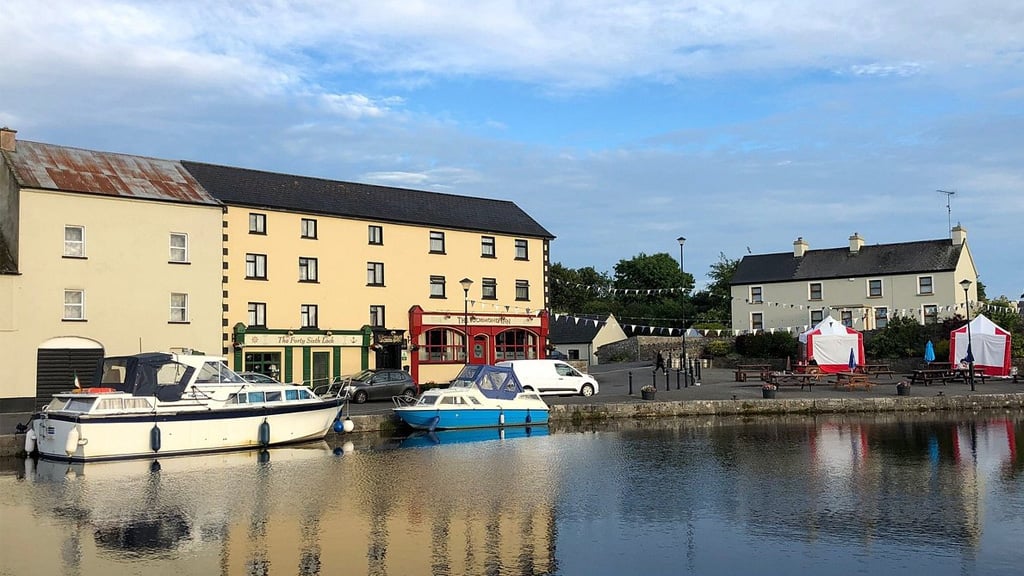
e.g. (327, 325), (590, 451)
(392, 364), (549, 430)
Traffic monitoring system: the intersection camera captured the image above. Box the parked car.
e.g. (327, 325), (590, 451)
(496, 359), (598, 397)
(546, 349), (568, 360)
(340, 369), (418, 404)
(238, 371), (281, 384)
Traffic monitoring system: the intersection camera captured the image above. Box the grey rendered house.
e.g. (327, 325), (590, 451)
(548, 313), (627, 365)
(730, 227), (978, 334)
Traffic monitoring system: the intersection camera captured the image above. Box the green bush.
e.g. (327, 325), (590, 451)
(734, 332), (798, 359)
(704, 339), (733, 358)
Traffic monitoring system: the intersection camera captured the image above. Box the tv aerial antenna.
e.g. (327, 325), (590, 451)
(937, 189), (955, 237)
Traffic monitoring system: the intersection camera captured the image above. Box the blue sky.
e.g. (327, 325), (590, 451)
(3, 1), (1022, 300)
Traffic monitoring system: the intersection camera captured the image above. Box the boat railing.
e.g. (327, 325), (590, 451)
(312, 377), (352, 400)
(392, 393), (419, 408)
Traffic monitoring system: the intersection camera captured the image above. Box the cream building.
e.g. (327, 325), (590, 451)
(182, 160), (554, 387)
(730, 229), (979, 333)
(0, 129), (223, 413)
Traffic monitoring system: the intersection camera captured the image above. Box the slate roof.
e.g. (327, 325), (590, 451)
(731, 239), (963, 285)
(181, 161), (554, 239)
(549, 314), (606, 344)
(3, 141), (220, 206)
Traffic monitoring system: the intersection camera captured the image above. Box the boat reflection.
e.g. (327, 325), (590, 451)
(398, 424), (549, 448)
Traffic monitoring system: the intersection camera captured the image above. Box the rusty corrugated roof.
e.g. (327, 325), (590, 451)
(5, 141), (221, 206)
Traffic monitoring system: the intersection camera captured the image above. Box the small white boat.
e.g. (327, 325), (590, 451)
(27, 352), (344, 461)
(392, 364), (549, 430)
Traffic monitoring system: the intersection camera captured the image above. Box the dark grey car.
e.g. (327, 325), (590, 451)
(341, 369), (418, 404)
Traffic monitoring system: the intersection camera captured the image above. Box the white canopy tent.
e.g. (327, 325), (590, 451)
(949, 314), (1012, 376)
(798, 316), (865, 374)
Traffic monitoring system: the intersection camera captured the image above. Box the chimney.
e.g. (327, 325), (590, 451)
(0, 127), (15, 152)
(849, 232), (864, 253)
(951, 224), (967, 246)
(793, 237), (808, 258)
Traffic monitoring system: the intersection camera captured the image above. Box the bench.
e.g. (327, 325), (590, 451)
(734, 364), (771, 382)
(834, 372), (873, 390)
(768, 372), (821, 390)
(907, 369), (951, 386)
(858, 364), (897, 379)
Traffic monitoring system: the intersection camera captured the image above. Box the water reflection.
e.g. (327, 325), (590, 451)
(1, 414), (1022, 575)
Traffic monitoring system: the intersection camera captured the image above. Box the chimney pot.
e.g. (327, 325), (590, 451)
(793, 237), (809, 258)
(849, 232), (864, 253)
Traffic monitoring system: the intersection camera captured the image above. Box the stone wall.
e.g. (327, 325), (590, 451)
(598, 335), (723, 364)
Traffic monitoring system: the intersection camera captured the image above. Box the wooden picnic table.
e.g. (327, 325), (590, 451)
(834, 372), (873, 389)
(768, 372), (822, 390)
(734, 364), (771, 382)
(907, 369), (952, 386)
(857, 364), (897, 379)
(946, 368), (988, 385)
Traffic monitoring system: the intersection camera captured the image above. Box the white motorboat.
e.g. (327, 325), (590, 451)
(392, 364), (549, 430)
(26, 352), (345, 461)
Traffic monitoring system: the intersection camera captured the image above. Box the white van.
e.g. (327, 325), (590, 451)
(496, 359), (599, 397)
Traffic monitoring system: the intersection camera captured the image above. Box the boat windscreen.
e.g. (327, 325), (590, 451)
(196, 362), (247, 384)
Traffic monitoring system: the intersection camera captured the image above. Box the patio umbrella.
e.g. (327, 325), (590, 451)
(848, 348), (856, 372)
(924, 340), (936, 364)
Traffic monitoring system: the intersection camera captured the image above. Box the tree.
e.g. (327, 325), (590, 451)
(691, 252), (738, 326)
(548, 263), (612, 314)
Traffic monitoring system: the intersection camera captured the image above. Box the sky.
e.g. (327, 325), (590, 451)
(2, 1), (1022, 300)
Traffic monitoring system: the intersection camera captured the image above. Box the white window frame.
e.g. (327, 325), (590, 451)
(299, 257), (319, 282)
(169, 232), (188, 263)
(170, 293), (188, 323)
(874, 306), (888, 329)
(918, 275), (934, 295)
(64, 289), (85, 320)
(808, 282), (823, 301)
(751, 312), (764, 331)
(840, 310), (853, 327)
(922, 303), (939, 324)
(749, 286), (763, 304)
(810, 309), (824, 325)
(64, 225), (85, 257)
(867, 278), (882, 298)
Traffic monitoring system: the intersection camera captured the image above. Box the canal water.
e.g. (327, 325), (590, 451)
(1, 412), (1022, 576)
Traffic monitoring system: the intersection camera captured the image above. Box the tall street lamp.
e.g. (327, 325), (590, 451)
(460, 278), (474, 364)
(677, 236), (687, 384)
(959, 278), (975, 392)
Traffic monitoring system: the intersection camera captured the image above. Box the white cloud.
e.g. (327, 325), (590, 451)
(320, 93), (404, 119)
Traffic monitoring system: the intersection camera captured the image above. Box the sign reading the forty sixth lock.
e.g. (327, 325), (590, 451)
(245, 333), (362, 347)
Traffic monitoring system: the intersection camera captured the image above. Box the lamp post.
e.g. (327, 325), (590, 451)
(677, 236), (687, 385)
(460, 278), (473, 364)
(960, 278), (975, 392)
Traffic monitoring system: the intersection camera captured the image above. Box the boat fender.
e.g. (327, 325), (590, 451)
(65, 426), (80, 456)
(427, 414), (440, 433)
(498, 409), (505, 427)
(24, 428), (37, 454)
(150, 424), (161, 452)
(258, 419), (271, 446)
(525, 409), (532, 424)
(333, 419), (345, 434)
(343, 418), (354, 433)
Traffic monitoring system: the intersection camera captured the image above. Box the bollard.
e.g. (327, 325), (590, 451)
(628, 371), (633, 395)
(676, 369), (681, 390)
(665, 369), (670, 391)
(651, 370), (657, 390)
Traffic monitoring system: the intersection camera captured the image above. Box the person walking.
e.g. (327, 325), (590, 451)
(655, 351), (666, 374)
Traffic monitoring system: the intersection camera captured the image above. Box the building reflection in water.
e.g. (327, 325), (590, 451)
(3, 416), (1022, 575)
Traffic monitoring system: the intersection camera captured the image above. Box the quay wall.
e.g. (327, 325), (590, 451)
(5, 393), (1023, 457)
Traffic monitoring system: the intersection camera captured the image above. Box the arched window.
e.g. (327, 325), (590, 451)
(419, 328), (466, 363)
(494, 329), (538, 361)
